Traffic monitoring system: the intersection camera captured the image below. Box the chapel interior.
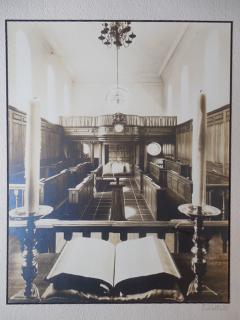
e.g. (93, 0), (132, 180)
(8, 21), (230, 303)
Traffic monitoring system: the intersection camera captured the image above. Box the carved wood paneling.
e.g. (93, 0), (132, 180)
(167, 170), (193, 203)
(8, 106), (64, 171)
(176, 105), (230, 177)
(108, 144), (133, 163)
(60, 114), (177, 127)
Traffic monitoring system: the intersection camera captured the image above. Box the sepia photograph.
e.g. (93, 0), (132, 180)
(7, 20), (231, 304)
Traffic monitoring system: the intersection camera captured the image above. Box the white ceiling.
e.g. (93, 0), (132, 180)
(35, 21), (189, 84)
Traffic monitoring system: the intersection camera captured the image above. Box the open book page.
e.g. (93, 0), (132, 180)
(152, 237), (181, 279)
(46, 237), (115, 287)
(114, 236), (180, 286)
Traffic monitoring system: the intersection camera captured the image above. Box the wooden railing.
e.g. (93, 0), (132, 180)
(206, 184), (229, 220)
(92, 164), (103, 177)
(91, 164), (103, 192)
(9, 219), (229, 254)
(9, 183), (26, 209)
(9, 162), (93, 211)
(9, 158), (82, 183)
(59, 116), (98, 127)
(59, 114), (177, 127)
(9, 170), (73, 211)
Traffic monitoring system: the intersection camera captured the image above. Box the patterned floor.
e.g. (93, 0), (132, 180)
(82, 178), (154, 221)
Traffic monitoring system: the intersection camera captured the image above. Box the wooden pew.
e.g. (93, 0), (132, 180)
(9, 161), (93, 212)
(41, 169), (71, 212)
(148, 160), (229, 220)
(149, 162), (167, 187)
(135, 165), (143, 192)
(9, 158), (82, 183)
(141, 174), (165, 220)
(165, 159), (191, 177)
(69, 161), (92, 186)
(91, 164), (103, 192)
(68, 174), (94, 216)
(167, 170), (192, 203)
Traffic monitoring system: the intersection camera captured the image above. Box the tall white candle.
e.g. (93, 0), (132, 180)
(24, 98), (41, 214)
(192, 93), (207, 207)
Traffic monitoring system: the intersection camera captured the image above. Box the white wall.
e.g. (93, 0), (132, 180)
(162, 23), (231, 123)
(71, 81), (164, 116)
(8, 23), (231, 122)
(8, 24), (73, 124)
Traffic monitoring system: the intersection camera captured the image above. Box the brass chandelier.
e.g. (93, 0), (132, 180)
(98, 21), (136, 48)
(98, 21), (136, 107)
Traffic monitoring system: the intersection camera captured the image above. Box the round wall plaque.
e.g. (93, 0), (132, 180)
(147, 142), (161, 156)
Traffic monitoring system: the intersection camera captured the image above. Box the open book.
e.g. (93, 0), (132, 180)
(46, 236), (181, 296)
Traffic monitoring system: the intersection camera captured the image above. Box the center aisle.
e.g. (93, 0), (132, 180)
(82, 178), (154, 221)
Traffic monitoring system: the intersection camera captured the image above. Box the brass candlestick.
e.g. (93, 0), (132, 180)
(178, 203), (221, 298)
(9, 205), (53, 302)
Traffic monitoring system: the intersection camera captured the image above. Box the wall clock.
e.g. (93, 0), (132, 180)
(114, 123), (124, 133)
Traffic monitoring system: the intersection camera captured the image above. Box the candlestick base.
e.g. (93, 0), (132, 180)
(9, 205), (53, 303)
(187, 281), (218, 297)
(178, 203), (221, 218)
(10, 284), (40, 303)
(178, 203), (221, 300)
(9, 205), (53, 220)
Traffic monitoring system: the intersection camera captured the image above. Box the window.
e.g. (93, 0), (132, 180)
(83, 143), (90, 155)
(15, 30), (32, 112)
(167, 84), (173, 115)
(63, 83), (70, 116)
(180, 65), (189, 118)
(47, 65), (57, 123)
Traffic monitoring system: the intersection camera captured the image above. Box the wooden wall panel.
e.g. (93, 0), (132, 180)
(108, 144), (133, 163)
(142, 174), (161, 220)
(8, 106), (64, 171)
(176, 105), (230, 177)
(176, 121), (192, 164)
